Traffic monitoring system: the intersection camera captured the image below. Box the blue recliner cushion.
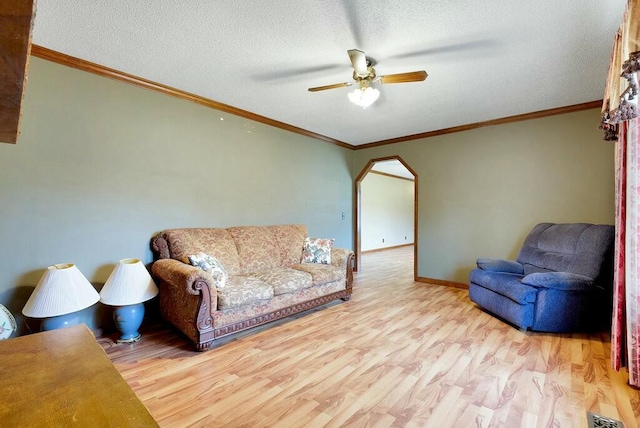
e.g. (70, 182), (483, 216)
(517, 223), (614, 279)
(469, 269), (537, 304)
(521, 272), (594, 291)
(476, 258), (524, 274)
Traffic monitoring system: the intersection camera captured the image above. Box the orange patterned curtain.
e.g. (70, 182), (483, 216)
(602, 0), (640, 140)
(607, 0), (640, 387)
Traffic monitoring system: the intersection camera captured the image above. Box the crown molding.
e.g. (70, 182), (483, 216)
(355, 100), (603, 150)
(30, 45), (352, 149)
(368, 170), (414, 182)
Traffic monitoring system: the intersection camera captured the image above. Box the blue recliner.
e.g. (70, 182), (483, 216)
(469, 223), (614, 332)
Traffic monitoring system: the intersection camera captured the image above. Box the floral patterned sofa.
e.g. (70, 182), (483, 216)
(151, 225), (354, 350)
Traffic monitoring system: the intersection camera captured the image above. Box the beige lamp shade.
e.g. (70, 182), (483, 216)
(22, 263), (100, 318)
(99, 258), (159, 306)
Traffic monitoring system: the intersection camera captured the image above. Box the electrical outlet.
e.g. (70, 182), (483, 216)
(341, 212), (345, 220)
(405, 236), (407, 240)
(382, 238), (385, 243)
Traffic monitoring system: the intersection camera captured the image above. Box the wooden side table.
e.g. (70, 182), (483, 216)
(0, 324), (158, 426)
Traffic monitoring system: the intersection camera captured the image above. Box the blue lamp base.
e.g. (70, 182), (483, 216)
(113, 303), (145, 343)
(41, 312), (81, 331)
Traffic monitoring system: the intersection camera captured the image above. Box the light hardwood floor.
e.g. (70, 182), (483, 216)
(103, 246), (640, 427)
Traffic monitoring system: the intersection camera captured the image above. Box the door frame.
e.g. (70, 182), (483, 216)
(354, 155), (418, 280)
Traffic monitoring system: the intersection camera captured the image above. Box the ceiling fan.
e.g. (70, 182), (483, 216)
(308, 49), (428, 109)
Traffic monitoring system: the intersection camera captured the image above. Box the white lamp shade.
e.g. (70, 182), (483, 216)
(100, 258), (159, 306)
(22, 263), (100, 318)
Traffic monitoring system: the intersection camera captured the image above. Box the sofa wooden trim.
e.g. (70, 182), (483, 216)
(192, 281), (352, 351)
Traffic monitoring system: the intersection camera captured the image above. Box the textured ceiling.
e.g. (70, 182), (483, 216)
(31, 1), (626, 146)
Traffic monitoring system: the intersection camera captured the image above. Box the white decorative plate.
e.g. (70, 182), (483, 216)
(0, 304), (16, 339)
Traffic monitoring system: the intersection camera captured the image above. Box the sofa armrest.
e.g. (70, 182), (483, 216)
(331, 247), (355, 287)
(152, 259), (218, 311)
(476, 258), (524, 275)
(521, 272), (594, 291)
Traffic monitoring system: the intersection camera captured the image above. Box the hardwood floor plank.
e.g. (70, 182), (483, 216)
(103, 246), (640, 427)
(328, 367), (407, 427)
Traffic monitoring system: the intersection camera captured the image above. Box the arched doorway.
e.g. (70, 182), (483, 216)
(354, 156), (418, 280)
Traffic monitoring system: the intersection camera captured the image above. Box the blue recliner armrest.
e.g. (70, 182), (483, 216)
(476, 258), (524, 275)
(521, 272), (594, 291)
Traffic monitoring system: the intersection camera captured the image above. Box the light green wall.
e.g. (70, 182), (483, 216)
(355, 109), (615, 283)
(0, 57), (354, 334)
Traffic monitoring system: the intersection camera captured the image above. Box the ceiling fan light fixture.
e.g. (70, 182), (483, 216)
(308, 49), (427, 108)
(348, 86), (380, 109)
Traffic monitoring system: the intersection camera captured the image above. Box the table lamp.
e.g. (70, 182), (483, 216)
(99, 258), (158, 343)
(22, 263), (100, 330)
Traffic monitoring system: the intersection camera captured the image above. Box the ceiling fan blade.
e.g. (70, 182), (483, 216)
(348, 49), (369, 77)
(341, 0), (364, 48)
(390, 39), (497, 60)
(379, 71), (428, 84)
(308, 82), (352, 92)
(253, 63), (345, 81)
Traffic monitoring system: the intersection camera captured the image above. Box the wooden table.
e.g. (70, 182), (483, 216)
(0, 324), (158, 426)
